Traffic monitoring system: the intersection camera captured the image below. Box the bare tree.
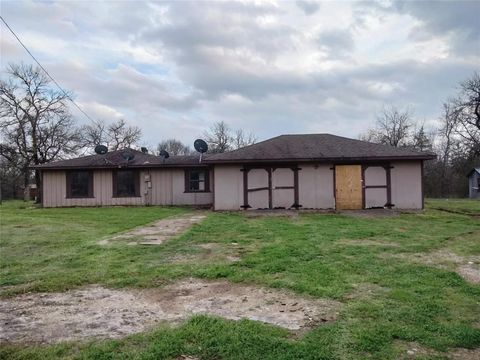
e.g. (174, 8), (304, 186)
(372, 106), (413, 147)
(203, 121), (232, 153)
(157, 139), (191, 155)
(82, 119), (142, 151)
(0, 63), (81, 201)
(203, 121), (256, 153)
(435, 103), (460, 196)
(450, 72), (480, 156)
(232, 129), (256, 149)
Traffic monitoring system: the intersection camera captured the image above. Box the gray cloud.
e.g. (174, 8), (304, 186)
(317, 29), (354, 59)
(357, 0), (480, 56)
(295, 1), (321, 15)
(1, 0), (478, 146)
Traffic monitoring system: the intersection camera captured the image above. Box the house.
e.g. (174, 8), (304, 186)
(467, 168), (480, 199)
(34, 134), (436, 210)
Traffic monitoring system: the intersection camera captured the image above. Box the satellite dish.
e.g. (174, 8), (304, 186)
(141, 147), (148, 154)
(159, 150), (170, 159)
(194, 139), (208, 153)
(194, 139), (208, 163)
(94, 144), (108, 155)
(121, 151), (135, 161)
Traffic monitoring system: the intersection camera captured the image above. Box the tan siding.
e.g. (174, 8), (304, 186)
(213, 166), (243, 210)
(364, 166), (387, 186)
(391, 161), (423, 209)
(272, 168), (294, 208)
(364, 166), (388, 208)
(298, 164), (335, 209)
(213, 164), (335, 210)
(365, 188), (387, 208)
(248, 169), (269, 209)
(42, 168), (212, 208)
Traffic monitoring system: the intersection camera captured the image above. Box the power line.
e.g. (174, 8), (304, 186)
(0, 15), (97, 123)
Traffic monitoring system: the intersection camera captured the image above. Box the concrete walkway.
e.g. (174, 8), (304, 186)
(99, 212), (207, 246)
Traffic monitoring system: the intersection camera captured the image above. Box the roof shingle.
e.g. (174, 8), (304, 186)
(205, 134), (436, 163)
(34, 134), (436, 170)
(34, 149), (207, 170)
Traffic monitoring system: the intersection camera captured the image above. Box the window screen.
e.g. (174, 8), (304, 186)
(186, 170), (208, 192)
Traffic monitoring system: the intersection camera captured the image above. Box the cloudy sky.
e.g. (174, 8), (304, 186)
(1, 0), (479, 147)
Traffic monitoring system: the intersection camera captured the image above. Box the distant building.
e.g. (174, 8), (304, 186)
(24, 184), (38, 201)
(467, 168), (480, 199)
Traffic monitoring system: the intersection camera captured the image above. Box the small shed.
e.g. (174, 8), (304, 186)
(24, 184), (37, 201)
(467, 168), (480, 199)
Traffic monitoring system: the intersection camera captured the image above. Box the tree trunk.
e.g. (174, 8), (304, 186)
(35, 169), (42, 204)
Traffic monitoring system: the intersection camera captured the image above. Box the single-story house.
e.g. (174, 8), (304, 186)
(34, 134), (436, 210)
(467, 168), (480, 199)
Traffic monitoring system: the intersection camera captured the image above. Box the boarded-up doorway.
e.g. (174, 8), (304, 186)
(335, 165), (362, 210)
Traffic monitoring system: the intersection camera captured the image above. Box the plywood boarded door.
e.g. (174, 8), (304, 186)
(335, 165), (362, 210)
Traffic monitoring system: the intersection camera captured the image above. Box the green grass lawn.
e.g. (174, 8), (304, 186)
(1, 200), (479, 359)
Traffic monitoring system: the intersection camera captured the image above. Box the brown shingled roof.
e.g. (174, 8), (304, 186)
(205, 134), (436, 163)
(33, 149), (207, 170)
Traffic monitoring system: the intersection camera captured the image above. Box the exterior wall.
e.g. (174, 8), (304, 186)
(42, 168), (213, 208)
(364, 166), (387, 208)
(213, 165), (244, 210)
(42, 170), (146, 207)
(272, 168), (294, 208)
(248, 169), (269, 209)
(146, 169), (213, 206)
(48, 161), (423, 211)
(213, 163), (335, 210)
(469, 171), (480, 199)
(298, 164), (335, 209)
(390, 161), (423, 209)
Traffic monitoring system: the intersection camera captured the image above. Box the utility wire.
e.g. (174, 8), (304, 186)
(0, 15), (97, 123)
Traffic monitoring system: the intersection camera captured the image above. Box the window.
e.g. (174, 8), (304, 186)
(113, 170), (140, 197)
(66, 171), (93, 198)
(185, 169), (209, 192)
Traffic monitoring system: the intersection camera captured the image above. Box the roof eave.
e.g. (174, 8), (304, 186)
(204, 155), (437, 164)
(31, 163), (210, 170)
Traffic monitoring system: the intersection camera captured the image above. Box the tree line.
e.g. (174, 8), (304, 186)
(359, 72), (479, 197)
(0, 63), (256, 201)
(1, 62), (478, 200)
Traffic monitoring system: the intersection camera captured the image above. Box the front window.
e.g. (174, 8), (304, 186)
(113, 170), (139, 197)
(67, 171), (92, 198)
(185, 169), (208, 192)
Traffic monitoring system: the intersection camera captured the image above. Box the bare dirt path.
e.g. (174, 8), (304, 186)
(98, 212), (207, 245)
(0, 279), (341, 344)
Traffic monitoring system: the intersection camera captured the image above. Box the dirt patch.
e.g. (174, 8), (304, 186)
(244, 210), (300, 218)
(98, 212), (207, 246)
(339, 209), (404, 218)
(394, 341), (439, 358)
(457, 264), (480, 284)
(167, 243), (249, 264)
(381, 249), (480, 285)
(409, 249), (474, 267)
(0, 278), (341, 344)
(449, 347), (480, 360)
